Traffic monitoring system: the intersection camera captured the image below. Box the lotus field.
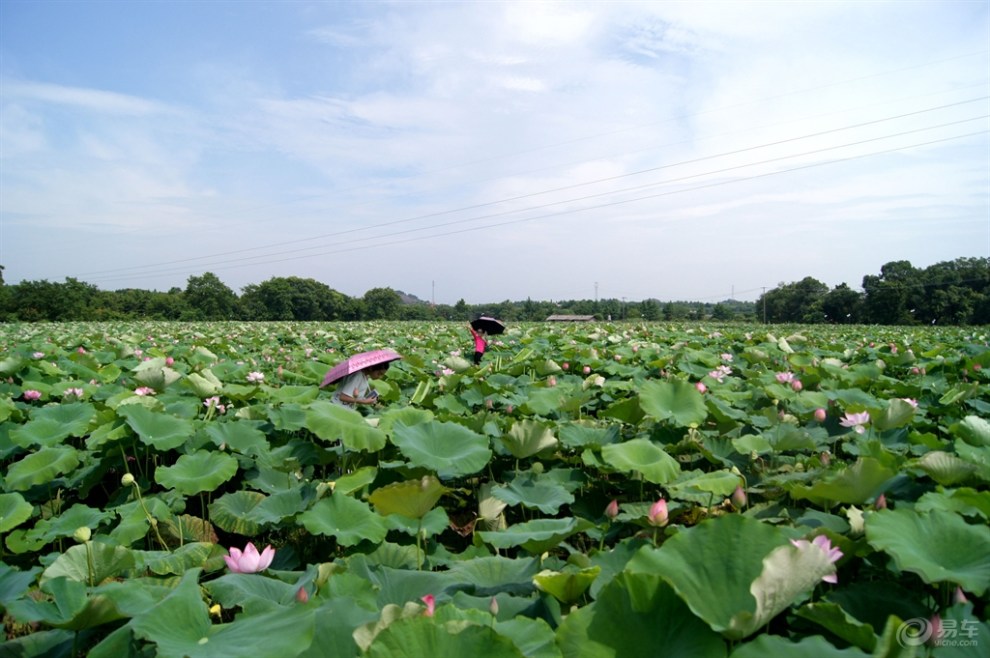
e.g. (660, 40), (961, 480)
(1, 320), (989, 658)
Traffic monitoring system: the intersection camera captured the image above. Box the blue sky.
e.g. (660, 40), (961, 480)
(1, 1), (988, 305)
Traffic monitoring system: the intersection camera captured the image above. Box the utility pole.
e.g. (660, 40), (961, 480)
(594, 282), (599, 302)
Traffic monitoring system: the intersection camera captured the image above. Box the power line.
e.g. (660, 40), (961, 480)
(79, 99), (989, 281)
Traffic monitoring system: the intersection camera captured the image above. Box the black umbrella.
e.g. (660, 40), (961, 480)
(471, 315), (505, 335)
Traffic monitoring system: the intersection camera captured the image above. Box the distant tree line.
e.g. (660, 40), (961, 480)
(0, 257), (986, 324)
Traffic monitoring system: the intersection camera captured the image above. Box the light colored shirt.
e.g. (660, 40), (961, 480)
(331, 371), (370, 407)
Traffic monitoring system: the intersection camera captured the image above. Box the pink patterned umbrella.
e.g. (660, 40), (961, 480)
(320, 349), (402, 388)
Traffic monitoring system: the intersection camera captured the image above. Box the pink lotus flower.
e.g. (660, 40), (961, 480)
(814, 408), (827, 423)
(720, 353), (733, 362)
(839, 411), (870, 434)
(421, 594), (435, 617)
(695, 382), (707, 394)
(247, 371), (265, 384)
(901, 398), (918, 408)
(64, 387), (84, 398)
(224, 542), (275, 574)
(23, 389), (42, 401)
(647, 499), (668, 527)
(775, 372), (795, 384)
(134, 387), (156, 396)
(708, 365), (732, 383)
(605, 499), (620, 520)
(32, 352), (44, 359)
(790, 535), (843, 583)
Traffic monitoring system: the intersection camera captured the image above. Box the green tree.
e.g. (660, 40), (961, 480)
(184, 272), (238, 320)
(862, 260), (916, 324)
(362, 287), (402, 319)
(758, 277), (829, 323)
(822, 284), (863, 324)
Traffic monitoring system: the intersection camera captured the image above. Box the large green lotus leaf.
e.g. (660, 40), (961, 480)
(267, 403), (308, 431)
(132, 360), (182, 390)
(41, 542), (136, 586)
(626, 514), (792, 640)
(297, 492), (388, 546)
(334, 466), (379, 495)
(874, 398), (916, 431)
(0, 563), (41, 606)
(369, 476), (446, 519)
(25, 503), (113, 544)
(954, 441), (990, 483)
(794, 602), (878, 652)
(4, 576), (126, 631)
(737, 540), (841, 638)
(266, 385), (319, 404)
(445, 556), (541, 597)
(140, 542), (224, 576)
(10, 402), (96, 447)
(131, 568), (316, 658)
(601, 438), (680, 484)
(155, 450), (239, 496)
(865, 508), (990, 595)
(786, 457), (897, 506)
(184, 370), (223, 396)
(205, 571), (299, 614)
(558, 422), (620, 448)
(912, 451), (979, 486)
(5, 446), (80, 491)
(501, 420), (559, 459)
(384, 506), (449, 538)
(378, 406), (434, 434)
(119, 405), (195, 451)
(667, 470), (743, 499)
(0, 492), (33, 533)
(305, 400), (387, 452)
(246, 487), (313, 526)
(391, 421), (492, 479)
(204, 421), (270, 456)
(638, 379), (708, 428)
(952, 415), (990, 447)
(297, 598), (380, 658)
(85, 419), (131, 450)
(209, 490), (266, 535)
(533, 567), (600, 604)
(365, 615), (524, 658)
(915, 487), (990, 520)
(729, 634), (869, 658)
(478, 517), (592, 554)
(556, 571), (726, 658)
(492, 473), (574, 514)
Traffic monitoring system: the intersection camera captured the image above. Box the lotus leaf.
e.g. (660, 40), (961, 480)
(556, 571), (726, 658)
(304, 400), (387, 452)
(297, 492), (388, 546)
(786, 457), (897, 506)
(0, 562), (42, 605)
(794, 602), (878, 652)
(0, 491), (33, 533)
(131, 568), (316, 658)
(5, 446), (80, 491)
(729, 634), (869, 658)
(155, 450), (238, 496)
(391, 421), (492, 478)
(601, 438), (680, 484)
(533, 567), (600, 604)
(492, 473), (574, 514)
(913, 451), (979, 486)
(205, 421), (270, 456)
(10, 402), (96, 448)
(209, 490), (267, 535)
(369, 476), (446, 519)
(953, 415), (990, 447)
(479, 517), (591, 554)
(365, 614), (524, 658)
(865, 508), (990, 595)
(119, 405), (195, 451)
(501, 420), (558, 459)
(41, 542), (136, 586)
(638, 379), (708, 428)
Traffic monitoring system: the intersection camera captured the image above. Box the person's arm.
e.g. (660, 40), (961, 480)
(338, 388), (377, 405)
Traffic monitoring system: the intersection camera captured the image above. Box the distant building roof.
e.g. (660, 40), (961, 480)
(546, 314), (596, 322)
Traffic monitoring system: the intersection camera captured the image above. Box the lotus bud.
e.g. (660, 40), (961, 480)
(296, 587), (309, 603)
(421, 594), (435, 617)
(583, 366), (591, 374)
(928, 615), (943, 646)
(954, 587), (969, 605)
(695, 382), (707, 394)
(791, 379), (802, 391)
(562, 362), (569, 370)
(505, 405), (514, 414)
(875, 494), (887, 510)
(121, 473), (135, 486)
(647, 499), (668, 527)
(73, 526), (91, 543)
(548, 376), (557, 387)
(731, 486), (747, 509)
(820, 451), (831, 467)
(605, 499), (620, 520)
(814, 408), (827, 423)
(489, 596), (499, 617)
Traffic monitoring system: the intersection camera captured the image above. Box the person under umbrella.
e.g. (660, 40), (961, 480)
(320, 349), (402, 408)
(468, 315), (505, 365)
